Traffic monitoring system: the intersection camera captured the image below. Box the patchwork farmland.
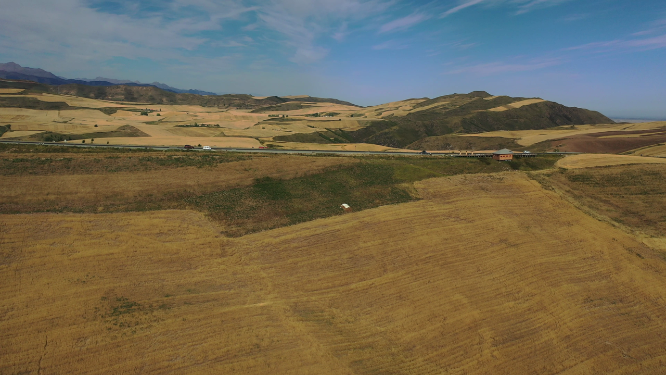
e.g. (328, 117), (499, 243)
(3, 148), (666, 373)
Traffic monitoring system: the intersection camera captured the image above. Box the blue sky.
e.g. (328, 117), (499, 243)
(1, 0), (665, 118)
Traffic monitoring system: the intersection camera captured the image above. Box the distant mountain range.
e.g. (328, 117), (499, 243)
(0, 62), (217, 96)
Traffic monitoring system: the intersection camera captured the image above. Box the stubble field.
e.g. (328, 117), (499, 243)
(3, 171), (666, 374)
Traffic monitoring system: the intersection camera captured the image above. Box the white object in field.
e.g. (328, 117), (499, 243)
(524, 150), (531, 153)
(341, 204), (350, 209)
(203, 146), (212, 150)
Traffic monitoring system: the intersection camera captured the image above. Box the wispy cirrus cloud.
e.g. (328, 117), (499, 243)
(441, 0), (485, 18)
(440, 0), (572, 18)
(378, 13), (430, 33)
(448, 58), (563, 75)
(372, 39), (409, 50)
(254, 0), (396, 63)
(567, 33), (666, 52)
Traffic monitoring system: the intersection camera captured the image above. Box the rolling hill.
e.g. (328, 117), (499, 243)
(1, 76), (617, 151)
(339, 91), (614, 148)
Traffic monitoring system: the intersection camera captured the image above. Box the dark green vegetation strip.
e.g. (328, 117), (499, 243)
(0, 152), (251, 175)
(1, 151), (561, 236)
(190, 157), (560, 236)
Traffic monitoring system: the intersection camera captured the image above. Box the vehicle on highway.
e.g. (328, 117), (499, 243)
(203, 146), (212, 150)
(183, 145), (194, 150)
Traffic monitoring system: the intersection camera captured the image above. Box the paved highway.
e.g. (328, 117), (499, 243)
(0, 140), (581, 157)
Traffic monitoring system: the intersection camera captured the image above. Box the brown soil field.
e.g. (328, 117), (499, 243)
(546, 128), (666, 153)
(555, 154), (666, 169)
(464, 122), (666, 147)
(3, 173), (666, 374)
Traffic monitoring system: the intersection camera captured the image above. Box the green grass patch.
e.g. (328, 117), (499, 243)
(1, 151), (561, 236)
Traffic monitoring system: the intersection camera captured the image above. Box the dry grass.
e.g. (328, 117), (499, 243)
(265, 141), (404, 151)
(0, 89), (26, 94)
(532, 164), (666, 251)
(555, 154), (666, 169)
(627, 143), (666, 157)
(3, 173), (666, 373)
(464, 122), (666, 146)
(488, 98), (545, 111)
(0, 155), (357, 212)
(20, 93), (128, 108)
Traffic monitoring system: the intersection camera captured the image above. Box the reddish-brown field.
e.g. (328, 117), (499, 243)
(545, 128), (666, 153)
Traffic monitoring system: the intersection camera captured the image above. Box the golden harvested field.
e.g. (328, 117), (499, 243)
(488, 98), (545, 111)
(627, 143), (666, 157)
(0, 88), (25, 94)
(555, 154), (666, 169)
(1, 130), (44, 138)
(3, 172), (666, 374)
(532, 163), (666, 251)
(0, 93), (375, 147)
(464, 122), (666, 146)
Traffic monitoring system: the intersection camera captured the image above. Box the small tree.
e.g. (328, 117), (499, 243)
(82, 140), (85, 143)
(94, 124), (98, 127)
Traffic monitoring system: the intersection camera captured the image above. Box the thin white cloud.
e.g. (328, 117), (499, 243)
(372, 40), (409, 50)
(255, 0), (396, 63)
(289, 46), (330, 64)
(448, 58), (563, 75)
(567, 33), (666, 52)
(440, 0), (571, 18)
(379, 13), (429, 33)
(633, 18), (666, 36)
(441, 0), (485, 18)
(333, 23), (349, 42)
(561, 13), (589, 22)
(515, 0), (571, 15)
